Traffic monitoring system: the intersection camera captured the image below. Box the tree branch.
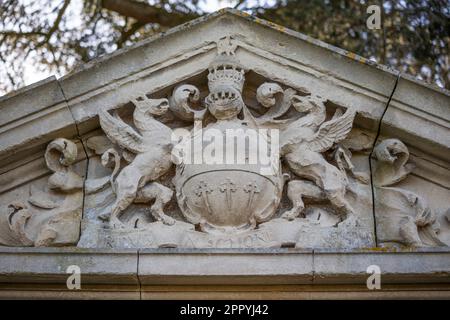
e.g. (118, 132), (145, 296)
(44, 0), (71, 42)
(101, 0), (199, 27)
(116, 21), (144, 48)
(0, 31), (46, 37)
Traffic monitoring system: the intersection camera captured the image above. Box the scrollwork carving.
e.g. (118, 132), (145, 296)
(0, 138), (83, 247)
(373, 139), (446, 247)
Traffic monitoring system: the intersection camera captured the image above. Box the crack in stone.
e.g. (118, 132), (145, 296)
(368, 73), (400, 247)
(137, 249), (142, 300)
(56, 79), (90, 241)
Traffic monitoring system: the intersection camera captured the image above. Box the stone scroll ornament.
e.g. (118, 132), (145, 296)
(372, 139), (447, 247)
(0, 139), (83, 247)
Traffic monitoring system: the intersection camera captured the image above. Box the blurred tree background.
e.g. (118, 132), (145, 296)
(0, 0), (449, 94)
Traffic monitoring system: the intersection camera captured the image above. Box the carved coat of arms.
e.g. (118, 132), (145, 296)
(88, 36), (359, 245)
(3, 37), (446, 249)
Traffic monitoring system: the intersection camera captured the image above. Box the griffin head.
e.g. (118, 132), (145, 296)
(291, 94), (325, 113)
(131, 96), (169, 116)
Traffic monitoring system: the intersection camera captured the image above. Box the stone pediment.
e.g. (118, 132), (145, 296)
(0, 9), (449, 297)
(2, 9), (448, 162)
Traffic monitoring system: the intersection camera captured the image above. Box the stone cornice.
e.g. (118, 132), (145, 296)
(0, 248), (449, 292)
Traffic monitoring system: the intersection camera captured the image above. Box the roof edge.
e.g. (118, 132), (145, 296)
(1, 8), (449, 99)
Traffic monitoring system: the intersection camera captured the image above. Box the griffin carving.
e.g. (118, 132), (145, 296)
(255, 86), (356, 221)
(98, 96), (175, 228)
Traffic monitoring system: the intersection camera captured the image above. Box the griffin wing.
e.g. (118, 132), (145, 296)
(99, 109), (146, 154)
(305, 109), (356, 153)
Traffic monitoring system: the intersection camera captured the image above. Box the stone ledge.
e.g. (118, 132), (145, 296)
(382, 73), (450, 161)
(0, 76), (78, 166)
(0, 77), (65, 127)
(313, 249), (450, 285)
(0, 284), (140, 299)
(138, 249), (314, 285)
(0, 247), (139, 285)
(0, 248), (449, 287)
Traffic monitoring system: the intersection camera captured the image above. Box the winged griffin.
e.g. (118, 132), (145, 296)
(96, 36), (357, 231)
(255, 83), (356, 222)
(98, 96), (176, 228)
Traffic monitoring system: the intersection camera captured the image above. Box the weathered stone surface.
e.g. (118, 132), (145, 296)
(372, 73), (450, 251)
(55, 9), (399, 136)
(0, 8), (450, 298)
(2, 247), (447, 287)
(0, 139), (86, 248)
(372, 138), (450, 248)
(0, 77), (78, 166)
(78, 220), (194, 248)
(381, 74), (450, 161)
(0, 247), (139, 285)
(313, 248), (450, 284)
(261, 216), (373, 249)
(138, 249), (314, 285)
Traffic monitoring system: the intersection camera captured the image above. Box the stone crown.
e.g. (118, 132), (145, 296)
(208, 53), (246, 93)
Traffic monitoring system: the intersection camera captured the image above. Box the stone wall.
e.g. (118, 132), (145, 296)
(0, 9), (449, 298)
